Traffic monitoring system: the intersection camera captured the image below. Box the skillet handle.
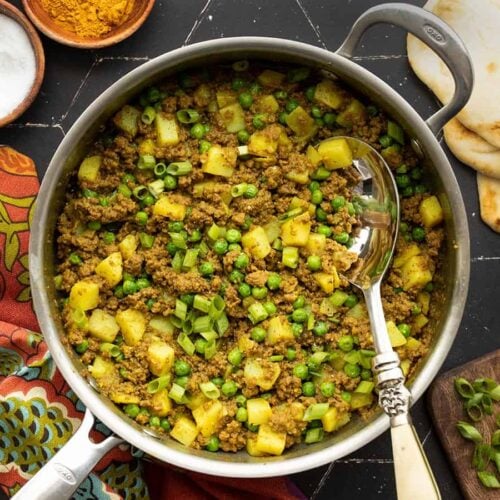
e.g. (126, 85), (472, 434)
(11, 409), (123, 500)
(336, 2), (473, 136)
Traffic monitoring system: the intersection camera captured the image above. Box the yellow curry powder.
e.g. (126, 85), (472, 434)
(40, 0), (135, 38)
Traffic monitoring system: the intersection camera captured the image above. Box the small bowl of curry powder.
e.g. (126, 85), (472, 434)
(22, 0), (155, 48)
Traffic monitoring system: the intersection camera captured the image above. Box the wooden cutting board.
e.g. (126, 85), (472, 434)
(427, 350), (500, 500)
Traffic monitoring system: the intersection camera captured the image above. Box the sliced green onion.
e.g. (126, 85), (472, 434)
(142, 106), (156, 124)
(147, 375), (171, 394)
(465, 393), (484, 421)
(154, 162), (168, 177)
(207, 223), (225, 240)
(139, 232), (155, 249)
(248, 302), (269, 324)
(309, 351), (330, 367)
(199, 381), (220, 399)
(282, 246), (299, 269)
(168, 383), (186, 404)
(490, 385), (500, 401)
(133, 185), (148, 200)
(231, 183), (248, 198)
(99, 342), (121, 358)
(204, 339), (217, 359)
(175, 299), (188, 320)
(232, 60), (249, 72)
(492, 429), (500, 449)
(303, 403), (329, 422)
(355, 381), (375, 394)
(71, 308), (88, 329)
(269, 355), (284, 362)
(387, 121), (405, 145)
(169, 232), (187, 250)
(177, 332), (195, 355)
(482, 394), (493, 415)
(166, 161), (192, 176)
(200, 330), (218, 342)
(456, 421), (483, 443)
(215, 313), (229, 336)
(193, 295), (211, 313)
(477, 471), (500, 489)
(171, 250), (184, 272)
(305, 427), (324, 444)
(472, 444), (492, 471)
(279, 207), (303, 221)
(182, 318), (193, 335)
(193, 315), (213, 333)
(329, 290), (348, 307)
(176, 109), (200, 124)
(182, 248), (199, 270)
(138, 154), (156, 169)
(209, 295), (225, 320)
(148, 179), (164, 197)
(454, 377), (475, 399)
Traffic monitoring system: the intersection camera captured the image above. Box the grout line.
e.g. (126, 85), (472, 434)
(311, 461), (335, 500)
(472, 256), (500, 262)
(295, 0), (328, 49)
(421, 428), (432, 447)
(336, 458), (394, 464)
(97, 56), (150, 62)
(183, 0), (214, 46)
(353, 54), (407, 61)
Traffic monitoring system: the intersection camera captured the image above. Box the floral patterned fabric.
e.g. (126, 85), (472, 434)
(0, 147), (303, 500)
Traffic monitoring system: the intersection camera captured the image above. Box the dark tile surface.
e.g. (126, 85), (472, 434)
(2, 0), (497, 499)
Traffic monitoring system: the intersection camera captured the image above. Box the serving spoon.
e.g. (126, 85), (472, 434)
(323, 137), (441, 500)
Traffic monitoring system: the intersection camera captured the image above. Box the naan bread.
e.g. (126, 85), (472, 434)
(477, 173), (500, 232)
(444, 118), (500, 178)
(407, 0), (500, 148)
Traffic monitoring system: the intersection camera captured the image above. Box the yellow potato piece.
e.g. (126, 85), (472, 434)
(95, 252), (123, 287)
(170, 416), (198, 447)
(153, 196), (186, 220)
(242, 226), (272, 259)
(116, 309), (146, 346)
(88, 309), (120, 342)
(69, 280), (100, 311)
(254, 424), (286, 456)
(247, 398), (272, 426)
(281, 212), (311, 247)
(419, 195), (444, 228)
(317, 138), (353, 169)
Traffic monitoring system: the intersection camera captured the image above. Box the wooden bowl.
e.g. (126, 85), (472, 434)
(22, 0), (156, 49)
(0, 0), (45, 127)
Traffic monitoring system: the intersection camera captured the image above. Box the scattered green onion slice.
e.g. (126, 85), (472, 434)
(303, 403), (329, 422)
(456, 421), (483, 444)
(147, 375), (171, 394)
(199, 381), (221, 399)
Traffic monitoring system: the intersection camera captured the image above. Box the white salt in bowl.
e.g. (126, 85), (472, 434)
(0, 0), (45, 127)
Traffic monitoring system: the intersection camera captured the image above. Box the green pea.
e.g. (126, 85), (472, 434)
(293, 296), (305, 309)
(190, 123), (206, 139)
(238, 283), (252, 298)
(250, 327), (266, 342)
(400, 222), (409, 233)
(235, 394), (247, 406)
(344, 363), (361, 378)
(398, 323), (411, 338)
(102, 232), (115, 244)
(149, 416), (160, 427)
(331, 195), (346, 212)
(302, 381), (316, 396)
(234, 253), (249, 269)
(311, 106), (323, 118)
(175, 376), (189, 387)
(307, 255), (322, 271)
(309, 181), (320, 192)
(237, 129), (250, 144)
(292, 308), (308, 324)
(166, 242), (178, 256)
(338, 335), (354, 352)
(323, 112), (337, 127)
(228, 243), (241, 252)
(123, 280), (138, 295)
(206, 436), (220, 452)
(239, 92), (253, 109)
(75, 340), (89, 354)
(232, 77), (246, 91)
(360, 369), (372, 381)
(213, 238), (229, 255)
(160, 418), (171, 431)
(199, 140), (212, 153)
(292, 323), (303, 337)
(228, 347), (243, 367)
(334, 232), (350, 245)
(252, 114), (266, 129)
(412, 226), (426, 241)
(274, 90), (288, 100)
(411, 304), (422, 315)
(82, 188), (97, 198)
(286, 348), (297, 361)
(229, 269), (244, 284)
(226, 228), (241, 243)
(136, 277), (150, 290)
(236, 407), (248, 422)
(293, 364), (309, 380)
(396, 174), (411, 188)
(199, 261), (214, 277)
(320, 381), (335, 397)
(189, 229), (202, 242)
(135, 211), (148, 225)
(69, 253), (82, 265)
(414, 184), (427, 195)
(221, 380), (238, 397)
(266, 273), (281, 290)
(411, 167), (423, 180)
(305, 86), (316, 101)
(315, 207), (327, 221)
(285, 99), (299, 113)
(341, 391), (352, 403)
(402, 185), (414, 197)
(99, 197), (110, 207)
(195, 338), (208, 354)
(396, 164), (408, 174)
(317, 225), (332, 237)
(142, 193), (155, 206)
(163, 175), (177, 191)
(87, 220), (101, 231)
(124, 404), (140, 418)
(315, 118), (325, 127)
(379, 134), (393, 148)
(114, 285), (124, 299)
(311, 190), (323, 205)
(252, 287), (268, 300)
(249, 82), (261, 95)
(174, 359), (191, 376)
(278, 112), (288, 125)
(244, 184), (258, 198)
(344, 294), (358, 308)
(263, 301), (277, 315)
(313, 321), (328, 336)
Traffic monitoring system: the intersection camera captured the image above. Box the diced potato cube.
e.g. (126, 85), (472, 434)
(69, 280), (100, 311)
(321, 407), (350, 432)
(216, 89), (237, 108)
(138, 138), (156, 155)
(306, 233), (326, 254)
(149, 316), (174, 336)
(285, 106), (317, 138)
(155, 113), (180, 146)
(110, 392), (140, 404)
(95, 252), (123, 287)
(254, 424), (286, 456)
(194, 83), (212, 107)
(350, 392), (373, 409)
(336, 99), (367, 129)
(406, 336), (423, 351)
(386, 320), (407, 347)
(78, 156), (101, 182)
(282, 246), (299, 269)
(401, 255), (433, 291)
(417, 291), (430, 315)
(148, 339), (175, 376)
(170, 416), (199, 446)
(412, 314), (429, 333)
(263, 218), (281, 243)
(118, 234), (138, 260)
(314, 269), (340, 294)
(247, 398), (272, 425)
(419, 195), (443, 228)
(202, 145), (236, 177)
(153, 196), (186, 220)
(256, 94), (279, 114)
(257, 69), (285, 88)
(346, 302), (367, 320)
(266, 316), (294, 344)
(306, 145), (322, 167)
(281, 213), (311, 247)
(242, 226), (272, 259)
(393, 243), (421, 268)
(247, 125), (282, 157)
(238, 335), (258, 353)
(192, 400), (224, 437)
(113, 105), (140, 136)
(314, 80), (343, 109)
(116, 309), (146, 346)
(244, 360), (281, 391)
(88, 309), (120, 342)
(247, 436), (266, 457)
(150, 389), (172, 417)
(317, 138), (353, 169)
(89, 355), (115, 379)
(185, 392), (208, 411)
(401, 359), (411, 377)
(285, 170), (310, 184)
(219, 103), (246, 132)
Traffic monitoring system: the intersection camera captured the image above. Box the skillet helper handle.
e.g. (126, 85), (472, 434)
(336, 2), (473, 136)
(11, 409), (123, 500)
(391, 422), (441, 500)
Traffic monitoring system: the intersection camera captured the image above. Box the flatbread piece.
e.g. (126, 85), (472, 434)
(477, 172), (500, 232)
(407, 0), (500, 148)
